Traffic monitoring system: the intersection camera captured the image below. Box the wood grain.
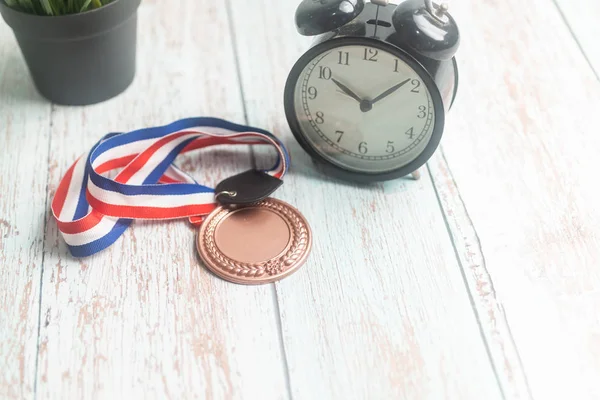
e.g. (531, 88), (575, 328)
(2, 0), (599, 398)
(429, 0), (600, 399)
(35, 2), (288, 399)
(553, 0), (600, 78)
(0, 19), (51, 400)
(427, 153), (533, 400)
(227, 0), (505, 399)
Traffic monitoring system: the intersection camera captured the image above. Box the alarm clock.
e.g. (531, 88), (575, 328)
(284, 0), (460, 182)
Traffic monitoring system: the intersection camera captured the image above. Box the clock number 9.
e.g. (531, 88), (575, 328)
(308, 86), (318, 100)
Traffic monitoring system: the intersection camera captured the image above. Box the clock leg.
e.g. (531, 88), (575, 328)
(411, 169), (421, 180)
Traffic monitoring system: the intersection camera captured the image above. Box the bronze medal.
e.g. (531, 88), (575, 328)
(197, 198), (312, 285)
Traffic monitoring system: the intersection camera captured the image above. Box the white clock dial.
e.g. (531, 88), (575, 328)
(292, 43), (435, 174)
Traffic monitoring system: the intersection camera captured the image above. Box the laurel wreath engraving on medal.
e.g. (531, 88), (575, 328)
(201, 200), (310, 279)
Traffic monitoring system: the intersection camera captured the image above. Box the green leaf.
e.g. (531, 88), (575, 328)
(19, 0), (38, 14)
(2, 0), (114, 15)
(39, 0), (54, 15)
(79, 0), (92, 12)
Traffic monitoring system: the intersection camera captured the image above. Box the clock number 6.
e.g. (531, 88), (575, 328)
(359, 142), (368, 154)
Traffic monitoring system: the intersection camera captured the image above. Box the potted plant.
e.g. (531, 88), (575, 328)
(0, 0), (142, 105)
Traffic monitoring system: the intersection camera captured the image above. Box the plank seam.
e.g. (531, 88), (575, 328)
(33, 104), (55, 400)
(426, 159), (509, 400)
(272, 285), (294, 400)
(551, 0), (600, 81)
(427, 149), (535, 399)
(224, 0), (249, 124)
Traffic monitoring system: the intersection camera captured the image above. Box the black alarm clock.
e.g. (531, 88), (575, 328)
(284, 0), (460, 182)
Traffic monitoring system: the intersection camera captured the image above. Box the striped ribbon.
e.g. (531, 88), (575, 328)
(52, 118), (289, 258)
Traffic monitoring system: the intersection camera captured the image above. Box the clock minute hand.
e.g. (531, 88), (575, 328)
(331, 78), (363, 104)
(371, 78), (412, 104)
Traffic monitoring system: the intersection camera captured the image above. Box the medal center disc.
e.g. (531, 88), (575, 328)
(214, 208), (291, 264)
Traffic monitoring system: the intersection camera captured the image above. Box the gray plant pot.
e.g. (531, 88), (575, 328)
(0, 0), (141, 105)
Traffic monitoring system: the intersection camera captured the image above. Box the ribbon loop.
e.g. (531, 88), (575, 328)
(52, 118), (289, 258)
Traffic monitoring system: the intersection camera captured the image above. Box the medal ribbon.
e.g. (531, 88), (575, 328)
(52, 117), (290, 258)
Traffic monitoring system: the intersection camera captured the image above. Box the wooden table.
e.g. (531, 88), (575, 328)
(1, 0), (599, 399)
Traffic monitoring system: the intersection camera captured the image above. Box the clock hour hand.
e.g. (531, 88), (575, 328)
(371, 78), (411, 104)
(331, 78), (363, 104)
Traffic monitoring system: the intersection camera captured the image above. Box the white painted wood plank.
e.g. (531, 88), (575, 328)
(430, 0), (600, 399)
(554, 0), (600, 78)
(0, 19), (51, 400)
(228, 1), (506, 399)
(427, 153), (533, 400)
(36, 2), (288, 399)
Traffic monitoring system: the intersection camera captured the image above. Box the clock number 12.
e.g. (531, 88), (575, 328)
(364, 48), (378, 62)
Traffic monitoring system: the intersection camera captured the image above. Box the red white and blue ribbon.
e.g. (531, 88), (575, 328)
(52, 118), (289, 258)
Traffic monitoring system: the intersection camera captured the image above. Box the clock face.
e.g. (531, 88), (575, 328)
(290, 42), (438, 174)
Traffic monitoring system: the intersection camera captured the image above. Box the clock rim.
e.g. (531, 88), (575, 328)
(284, 36), (446, 183)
